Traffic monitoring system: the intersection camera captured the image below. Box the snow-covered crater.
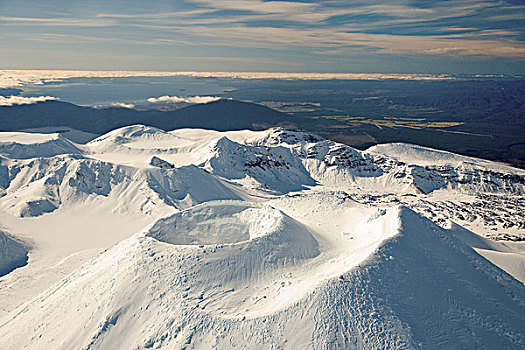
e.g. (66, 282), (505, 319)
(147, 201), (286, 245)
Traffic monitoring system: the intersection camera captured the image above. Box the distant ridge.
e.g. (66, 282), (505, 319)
(0, 99), (293, 134)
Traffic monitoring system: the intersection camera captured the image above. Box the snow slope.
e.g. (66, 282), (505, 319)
(0, 126), (523, 349)
(1, 206), (523, 349)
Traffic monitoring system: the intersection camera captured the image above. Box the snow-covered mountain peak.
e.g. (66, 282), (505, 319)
(89, 124), (170, 143)
(0, 126), (523, 220)
(203, 135), (316, 193)
(87, 124), (192, 154)
(253, 127), (324, 146)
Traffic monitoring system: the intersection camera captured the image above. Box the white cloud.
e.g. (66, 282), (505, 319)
(0, 15), (115, 27)
(0, 95), (57, 106)
(147, 95), (221, 104)
(111, 102), (135, 109)
(166, 24), (525, 59)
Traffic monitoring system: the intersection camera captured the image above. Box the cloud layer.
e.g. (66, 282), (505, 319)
(0, 95), (57, 106)
(0, 0), (524, 73)
(0, 70), (457, 89)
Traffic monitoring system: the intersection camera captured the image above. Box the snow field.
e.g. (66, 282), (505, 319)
(0, 125), (523, 349)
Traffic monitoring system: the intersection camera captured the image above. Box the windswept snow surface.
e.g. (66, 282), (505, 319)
(0, 126), (524, 349)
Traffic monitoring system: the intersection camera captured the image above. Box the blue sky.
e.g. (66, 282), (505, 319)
(0, 0), (524, 74)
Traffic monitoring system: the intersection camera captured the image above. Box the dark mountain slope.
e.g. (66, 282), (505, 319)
(148, 99), (291, 131)
(0, 99), (294, 134)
